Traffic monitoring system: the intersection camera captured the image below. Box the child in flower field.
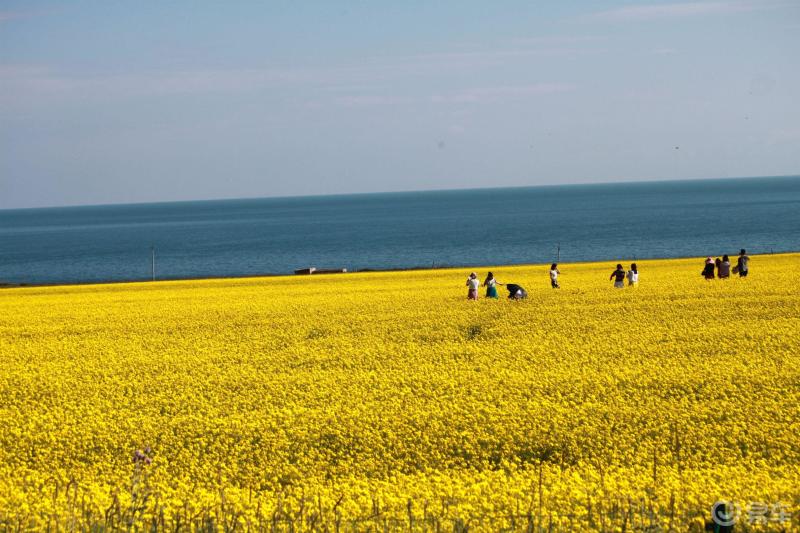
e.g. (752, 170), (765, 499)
(626, 263), (638, 286)
(549, 264), (560, 288)
(466, 272), (480, 300)
(483, 272), (502, 298)
(610, 264), (626, 288)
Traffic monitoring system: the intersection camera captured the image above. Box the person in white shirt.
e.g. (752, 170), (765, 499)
(626, 263), (639, 286)
(466, 272), (480, 300)
(549, 263), (560, 289)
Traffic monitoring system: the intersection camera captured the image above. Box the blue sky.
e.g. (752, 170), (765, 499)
(1, 1), (799, 208)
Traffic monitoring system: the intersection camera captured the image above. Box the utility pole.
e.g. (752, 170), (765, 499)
(556, 243), (560, 263)
(150, 245), (156, 281)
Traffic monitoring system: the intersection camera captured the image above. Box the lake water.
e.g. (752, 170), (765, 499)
(1, 176), (798, 285)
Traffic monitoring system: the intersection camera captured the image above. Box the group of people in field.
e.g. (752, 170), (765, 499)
(465, 262), (637, 300)
(465, 249), (751, 300)
(702, 249), (750, 280)
(466, 271), (529, 300)
(608, 263), (639, 289)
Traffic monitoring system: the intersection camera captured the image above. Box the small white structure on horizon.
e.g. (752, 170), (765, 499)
(294, 267), (347, 275)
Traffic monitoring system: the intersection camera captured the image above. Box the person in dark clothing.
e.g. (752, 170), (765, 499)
(714, 257), (722, 277)
(737, 249), (750, 277)
(702, 257), (715, 280)
(610, 264), (626, 288)
(505, 283), (527, 299)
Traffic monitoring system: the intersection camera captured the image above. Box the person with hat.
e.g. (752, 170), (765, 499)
(702, 257), (716, 280)
(466, 272), (480, 300)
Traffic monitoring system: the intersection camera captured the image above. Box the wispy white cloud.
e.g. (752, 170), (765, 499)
(0, 9), (53, 23)
(0, 11), (25, 22)
(307, 83), (575, 109)
(407, 45), (604, 69)
(432, 83), (575, 104)
(767, 127), (800, 145)
(510, 35), (607, 47)
(332, 94), (415, 107)
(0, 41), (589, 104)
(651, 47), (678, 55)
(0, 65), (328, 100)
(591, 1), (788, 22)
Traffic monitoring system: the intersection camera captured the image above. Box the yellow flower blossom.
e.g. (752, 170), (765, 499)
(0, 254), (798, 530)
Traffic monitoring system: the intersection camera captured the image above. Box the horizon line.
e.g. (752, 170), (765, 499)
(2, 173), (799, 212)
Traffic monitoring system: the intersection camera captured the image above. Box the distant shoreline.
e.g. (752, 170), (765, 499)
(2, 174), (798, 212)
(2, 250), (796, 290)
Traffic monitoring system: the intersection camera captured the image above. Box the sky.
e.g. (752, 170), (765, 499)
(1, 1), (799, 209)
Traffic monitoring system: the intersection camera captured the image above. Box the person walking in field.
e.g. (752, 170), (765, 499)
(549, 264), (560, 288)
(505, 283), (528, 299)
(483, 272), (502, 298)
(610, 264), (626, 288)
(718, 255), (731, 279)
(466, 272), (480, 300)
(702, 257), (716, 280)
(626, 263), (639, 286)
(736, 249), (750, 277)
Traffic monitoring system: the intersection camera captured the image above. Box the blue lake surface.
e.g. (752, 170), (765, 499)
(1, 176), (799, 285)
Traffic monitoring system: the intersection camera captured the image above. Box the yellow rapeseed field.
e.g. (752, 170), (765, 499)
(1, 254), (798, 531)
